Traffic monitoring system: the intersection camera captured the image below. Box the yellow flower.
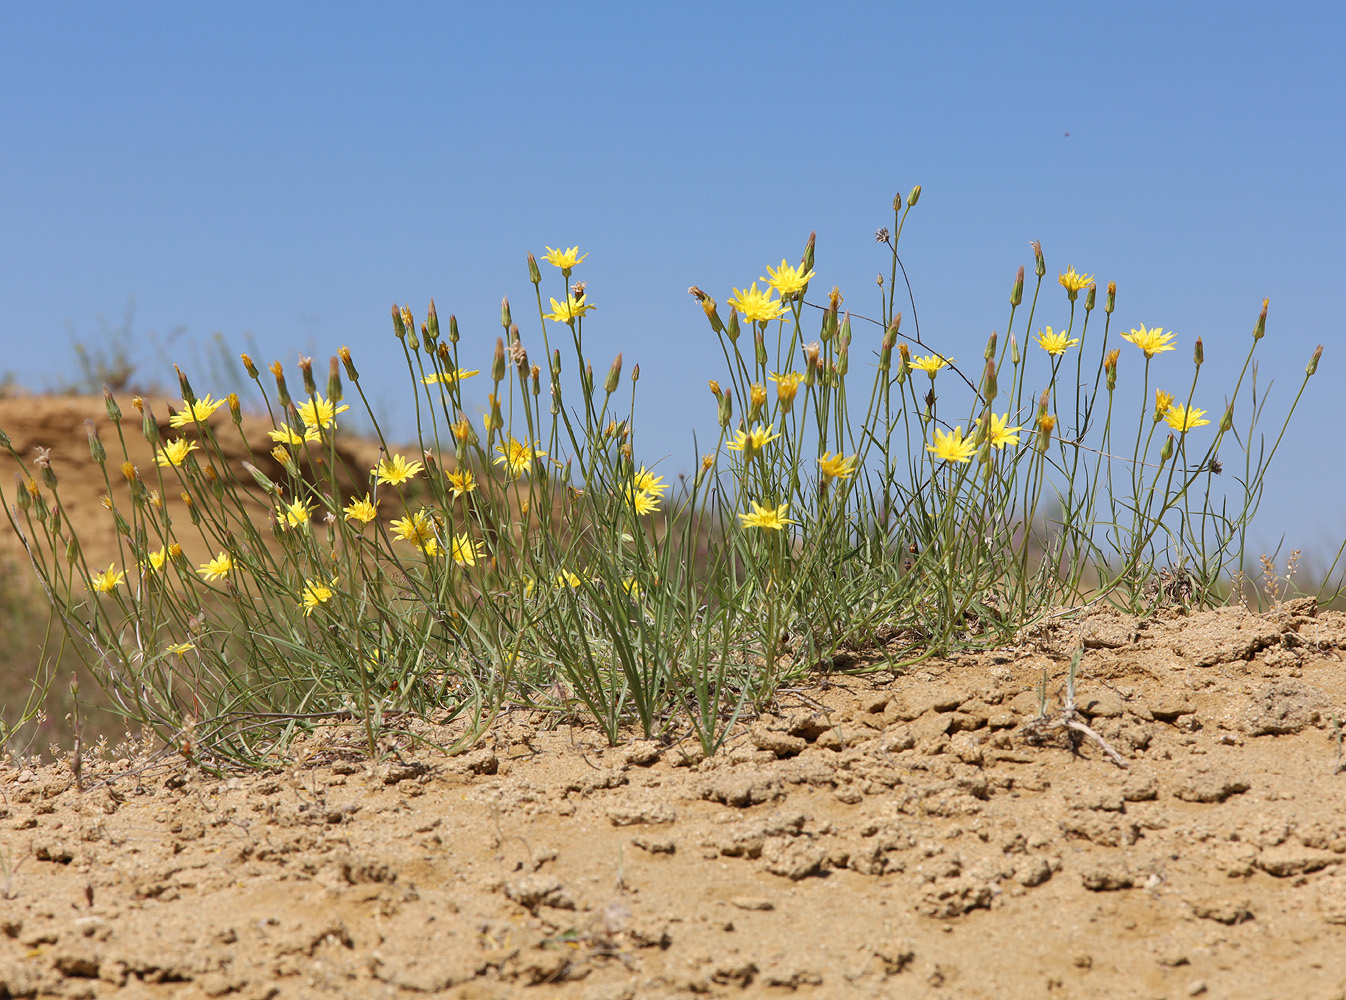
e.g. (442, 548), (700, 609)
(1164, 404), (1211, 433)
(627, 487), (660, 516)
(544, 295), (595, 322)
(300, 578), (336, 615)
(374, 453), (424, 485)
(295, 393), (350, 431)
(542, 246), (589, 271)
(1058, 266), (1095, 298)
(761, 259), (815, 299)
(1120, 325), (1177, 358)
(622, 578), (642, 600)
(985, 413), (1024, 449)
(141, 547), (168, 574)
(449, 533), (484, 568)
(769, 371), (805, 410)
(909, 354), (953, 377)
(451, 414), (475, 442)
(1034, 327), (1080, 356)
(739, 501), (794, 530)
(198, 551), (233, 581)
(726, 283), (787, 324)
(633, 466), (669, 497)
(276, 497), (312, 529)
(166, 642), (195, 656)
(493, 436), (546, 479)
(1154, 390), (1175, 419)
(749, 382), (768, 412)
(155, 438), (199, 468)
(342, 494), (378, 524)
(926, 426), (977, 463)
(391, 510), (440, 556)
(554, 569), (583, 589)
(421, 368), (480, 385)
(268, 424), (320, 445)
(726, 424), (782, 461)
(169, 395), (224, 428)
(446, 469), (477, 497)
(89, 564), (125, 593)
(818, 452), (857, 481)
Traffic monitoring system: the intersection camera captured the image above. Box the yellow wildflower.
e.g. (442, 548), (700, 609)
(449, 533), (484, 568)
(169, 395), (224, 428)
(726, 424), (782, 461)
(769, 371), (805, 410)
(1154, 390), (1175, 419)
(926, 426), (977, 463)
(1058, 266), (1095, 299)
(1120, 325), (1177, 358)
(727, 283), (787, 324)
(818, 452), (857, 481)
(761, 259), (815, 299)
(985, 413), (1024, 449)
(391, 510), (440, 556)
(633, 466), (669, 497)
(627, 487), (660, 516)
(296, 392), (349, 430)
(493, 436), (546, 479)
(1034, 327), (1080, 356)
(622, 578), (643, 600)
(554, 569), (583, 589)
(1164, 404), (1211, 433)
(421, 368), (480, 385)
(300, 578), (336, 615)
(198, 551), (233, 581)
(268, 424), (320, 445)
(141, 547), (168, 574)
(909, 354), (953, 377)
(342, 494), (378, 524)
(89, 564), (125, 593)
(155, 438), (199, 468)
(374, 453), (424, 485)
(544, 295), (595, 323)
(446, 469), (477, 498)
(166, 642), (195, 656)
(739, 501), (795, 530)
(276, 497), (312, 529)
(542, 246), (588, 271)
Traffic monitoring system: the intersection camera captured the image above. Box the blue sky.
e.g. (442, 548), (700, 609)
(2, 2), (1342, 558)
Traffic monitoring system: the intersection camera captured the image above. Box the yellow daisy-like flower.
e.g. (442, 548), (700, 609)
(1154, 390), (1175, 419)
(622, 577), (642, 600)
(300, 578), (336, 615)
(1058, 266), (1095, 299)
(198, 551), (233, 581)
(446, 469), (477, 498)
(544, 295), (596, 323)
(554, 569), (583, 589)
(633, 466), (669, 497)
(155, 438), (199, 468)
(627, 487), (660, 516)
(909, 354), (953, 377)
(1120, 325), (1177, 359)
(141, 547), (168, 574)
(295, 392), (350, 431)
(450, 414), (475, 443)
(169, 395), (224, 428)
(89, 564), (125, 593)
(818, 451), (857, 481)
(726, 283), (787, 324)
(166, 642), (195, 656)
(493, 436), (546, 479)
(449, 532), (484, 568)
(542, 246), (589, 271)
(421, 369), (480, 385)
(761, 260), (815, 299)
(1035, 327), (1081, 356)
(390, 510), (440, 556)
(1164, 404), (1211, 433)
(739, 501), (795, 530)
(268, 424), (320, 445)
(726, 424), (782, 460)
(769, 371), (805, 409)
(342, 494), (378, 524)
(926, 426), (977, 463)
(985, 413), (1024, 449)
(276, 497), (312, 529)
(374, 453), (424, 486)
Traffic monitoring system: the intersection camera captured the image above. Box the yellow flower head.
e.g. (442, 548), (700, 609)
(166, 642), (195, 656)
(739, 501), (795, 530)
(295, 392), (350, 431)
(342, 494), (378, 524)
(198, 551), (233, 581)
(985, 413), (1024, 449)
(749, 382), (768, 413)
(726, 423), (782, 461)
(544, 295), (596, 323)
(926, 426), (977, 463)
(391, 510), (440, 556)
(1154, 390), (1175, 419)
(1164, 403), (1211, 433)
(818, 451), (857, 481)
(909, 354), (953, 377)
(542, 246), (589, 271)
(1058, 266), (1095, 299)
(1035, 327), (1081, 356)
(727, 283), (787, 325)
(449, 532), (484, 568)
(446, 469), (477, 498)
(300, 578), (336, 615)
(141, 547), (168, 574)
(622, 577), (643, 600)
(627, 487), (660, 516)
(169, 395), (224, 428)
(633, 466), (669, 497)
(155, 438), (199, 468)
(268, 424), (320, 445)
(374, 453), (424, 486)
(554, 569), (583, 589)
(769, 371), (805, 410)
(421, 368), (480, 386)
(89, 564), (125, 593)
(1120, 325), (1177, 359)
(761, 259), (815, 299)
(493, 436), (546, 479)
(276, 497), (312, 529)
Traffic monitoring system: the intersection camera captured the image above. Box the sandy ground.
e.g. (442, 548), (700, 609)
(3, 601), (1346, 999)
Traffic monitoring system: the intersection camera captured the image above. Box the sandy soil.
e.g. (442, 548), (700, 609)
(3, 602), (1345, 999)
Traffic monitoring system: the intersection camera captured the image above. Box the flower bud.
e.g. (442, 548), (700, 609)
(1307, 344), (1323, 377)
(339, 346), (359, 381)
(726, 309), (741, 343)
(1106, 281), (1116, 314)
(755, 329), (768, 367)
(501, 295), (512, 330)
(604, 353), (622, 394)
(1194, 337), (1204, 368)
(298, 355), (316, 397)
(984, 330), (997, 361)
(631, 363), (639, 383)
(717, 388), (733, 428)
(327, 356), (343, 402)
(104, 388), (122, 423)
(15, 473), (31, 512)
(749, 382), (767, 421)
(426, 299), (440, 341)
(228, 392), (242, 425)
(241, 352), (259, 378)
(1160, 434), (1174, 464)
(983, 360), (998, 404)
(804, 342), (821, 386)
(1085, 283), (1096, 312)
(1220, 406), (1233, 432)
(1104, 348), (1120, 392)
(701, 296), (725, 334)
(492, 338), (506, 383)
(243, 461), (278, 494)
(1011, 266), (1024, 307)
(527, 252), (541, 285)
(802, 230), (816, 274)
(176, 366), (197, 406)
(391, 304), (407, 339)
(708, 379), (721, 398)
(1037, 413), (1057, 450)
(906, 184), (921, 207)
(142, 408), (160, 446)
(448, 314), (460, 344)
(552, 349), (562, 377)
(1031, 240), (1045, 278)
(270, 361), (291, 408)
(85, 420), (106, 465)
(1254, 297), (1268, 340)
(1010, 334), (1020, 366)
(583, 360), (594, 396)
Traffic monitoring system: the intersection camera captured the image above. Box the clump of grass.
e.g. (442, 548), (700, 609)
(0, 193), (1327, 768)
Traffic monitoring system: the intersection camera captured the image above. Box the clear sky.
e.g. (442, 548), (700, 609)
(2, 2), (1342, 559)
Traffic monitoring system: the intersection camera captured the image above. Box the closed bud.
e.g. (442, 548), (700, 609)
(1105, 348), (1120, 392)
(240, 352), (259, 378)
(1085, 283), (1096, 312)
(984, 331), (997, 361)
(527, 252), (541, 285)
(631, 363), (639, 382)
(1307, 344), (1323, 376)
(15, 473), (31, 512)
(1194, 337), (1204, 367)
(297, 355), (316, 396)
(1031, 240), (1045, 278)
(228, 392), (242, 425)
(327, 356), (343, 402)
(1011, 266), (1024, 307)
(1106, 281), (1116, 314)
(552, 349), (562, 377)
(426, 299), (440, 341)
(338, 345), (359, 381)
(66, 537), (80, 564)
(492, 338), (506, 382)
(749, 382), (767, 420)
(243, 461), (278, 494)
(726, 309), (741, 343)
(983, 360), (998, 404)
(701, 297), (725, 334)
(501, 295), (512, 330)
(269, 361), (291, 408)
(104, 388), (122, 423)
(802, 230), (816, 274)
(175, 366), (197, 406)
(1010, 334), (1021, 366)
(448, 314), (460, 344)
(85, 420), (106, 465)
(717, 388), (733, 428)
(391, 304), (407, 339)
(1160, 434), (1174, 464)
(1254, 297), (1268, 340)
(583, 360), (594, 395)
(906, 184), (921, 207)
(804, 342), (822, 387)
(708, 379), (721, 398)
(755, 329), (768, 367)
(142, 408), (160, 446)
(1220, 406), (1233, 432)
(604, 353), (622, 393)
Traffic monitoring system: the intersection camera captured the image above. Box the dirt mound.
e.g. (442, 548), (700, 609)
(3, 605), (1345, 998)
